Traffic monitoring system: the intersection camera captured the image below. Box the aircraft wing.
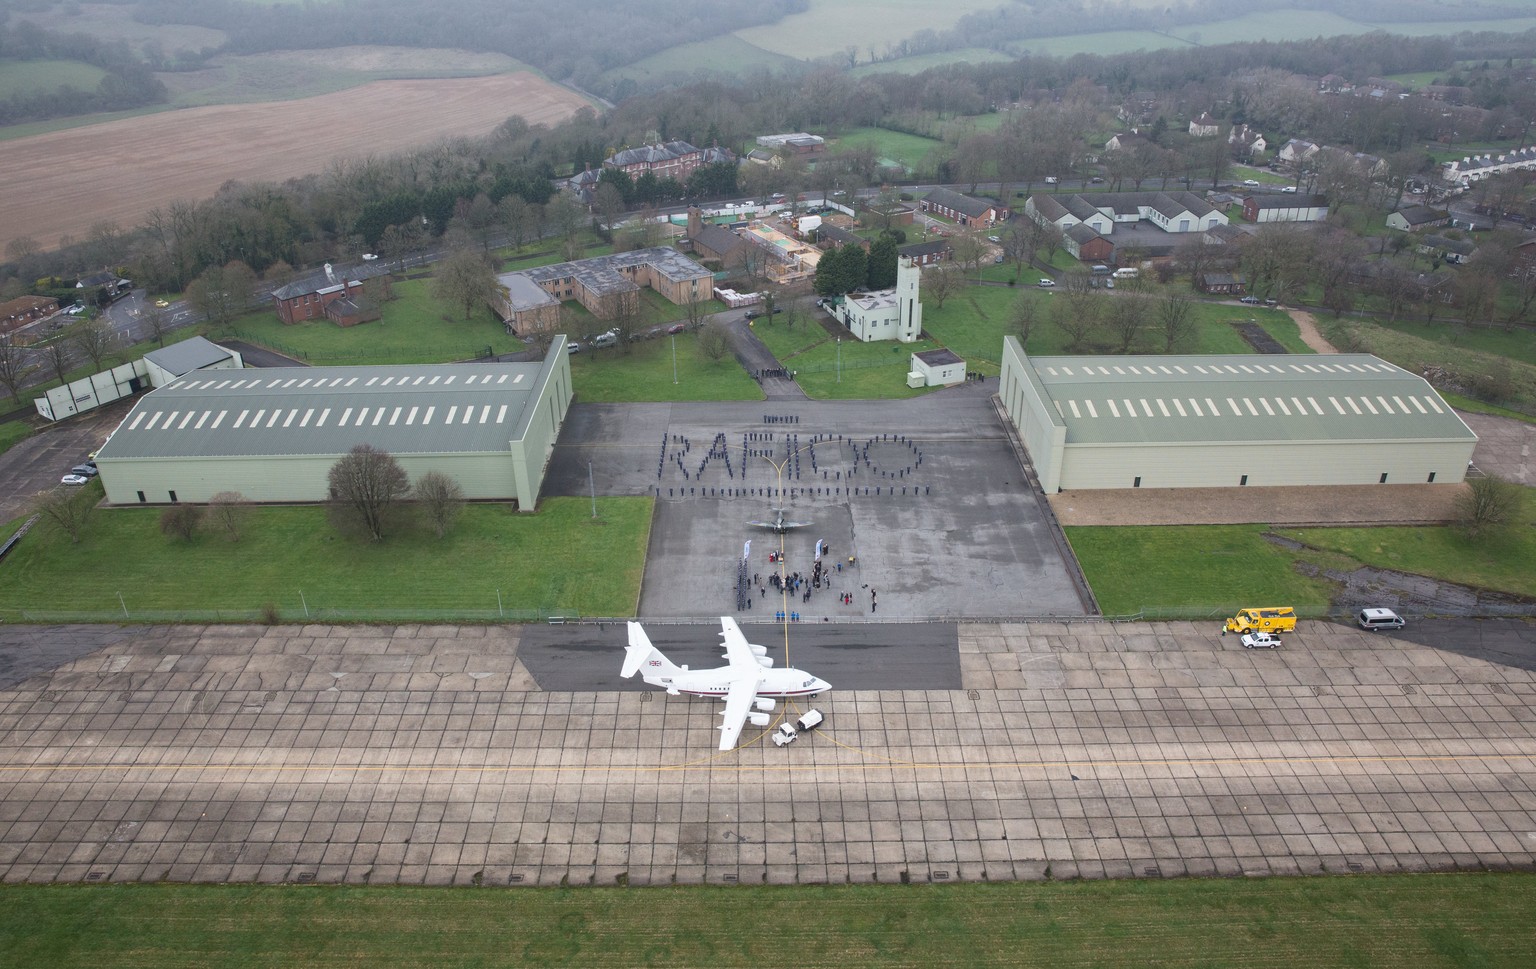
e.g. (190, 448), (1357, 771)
(715, 617), (766, 750)
(716, 675), (759, 750)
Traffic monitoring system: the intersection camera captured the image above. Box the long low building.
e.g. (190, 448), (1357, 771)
(95, 340), (573, 509)
(999, 339), (1477, 492)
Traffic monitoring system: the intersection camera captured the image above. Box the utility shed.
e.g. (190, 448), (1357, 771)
(998, 338), (1477, 492)
(96, 339), (573, 509)
(143, 336), (242, 388)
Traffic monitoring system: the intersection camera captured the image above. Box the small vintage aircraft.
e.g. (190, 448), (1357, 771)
(746, 508), (813, 533)
(621, 617), (831, 750)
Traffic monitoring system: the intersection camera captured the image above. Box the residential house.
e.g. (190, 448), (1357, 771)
(1242, 194), (1329, 223)
(1197, 272), (1246, 295)
(1386, 205), (1452, 231)
(1318, 74), (1353, 94)
(1316, 145), (1388, 178)
(1104, 131), (1149, 152)
(270, 262), (392, 325)
(0, 295), (58, 334)
(896, 239), (951, 267)
(816, 224), (870, 252)
(1417, 234), (1476, 264)
(1227, 124), (1266, 159)
(685, 207), (754, 270)
(1443, 146), (1536, 187)
(1419, 85), (1472, 106)
(919, 187), (1007, 227)
(1117, 92), (1160, 125)
(1277, 139), (1321, 168)
(1189, 113), (1221, 137)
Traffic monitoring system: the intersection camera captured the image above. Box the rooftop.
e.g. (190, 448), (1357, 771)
(143, 336), (236, 377)
(1023, 353), (1476, 447)
(97, 356), (561, 461)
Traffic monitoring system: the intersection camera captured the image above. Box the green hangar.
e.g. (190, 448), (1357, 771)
(96, 340), (572, 509)
(998, 338), (1478, 492)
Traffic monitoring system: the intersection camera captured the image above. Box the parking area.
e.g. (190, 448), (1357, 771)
(542, 396), (1090, 619)
(0, 399), (132, 522)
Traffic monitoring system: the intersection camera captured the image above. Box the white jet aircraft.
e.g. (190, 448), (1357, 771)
(621, 617), (831, 750)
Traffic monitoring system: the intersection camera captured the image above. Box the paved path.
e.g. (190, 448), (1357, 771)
(0, 620), (1531, 886)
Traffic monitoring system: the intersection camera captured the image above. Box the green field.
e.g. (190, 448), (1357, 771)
(850, 48), (1012, 76)
(0, 419), (35, 456)
(833, 126), (946, 173)
(1008, 30), (1196, 58)
(0, 495), (652, 622)
(161, 49), (527, 108)
(222, 274), (525, 366)
(3, 874), (1535, 968)
(599, 35), (801, 87)
(1322, 317), (1536, 409)
(1069, 481), (1536, 616)
(0, 58), (107, 98)
(569, 329), (764, 402)
(751, 314), (942, 399)
(733, 0), (1004, 61)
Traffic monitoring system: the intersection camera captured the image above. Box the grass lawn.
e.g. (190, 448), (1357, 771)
(1281, 488), (1536, 600)
(750, 316), (940, 399)
(0, 419), (35, 456)
(220, 275), (520, 366)
(599, 34), (799, 86)
(1067, 524), (1339, 618)
(849, 49), (1012, 76)
(732, 0), (1001, 60)
(2, 873), (1534, 968)
(1071, 484), (1536, 615)
(570, 331), (763, 402)
(1320, 317), (1536, 410)
(1439, 392), (1536, 424)
(919, 283), (1309, 370)
(0, 495), (652, 622)
(833, 126), (946, 173)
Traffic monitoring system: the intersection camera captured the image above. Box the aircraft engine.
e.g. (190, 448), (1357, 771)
(748, 712), (771, 727)
(750, 645), (768, 657)
(756, 656), (774, 668)
(754, 697), (777, 712)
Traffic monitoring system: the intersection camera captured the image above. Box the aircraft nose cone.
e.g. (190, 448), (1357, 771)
(814, 678), (832, 693)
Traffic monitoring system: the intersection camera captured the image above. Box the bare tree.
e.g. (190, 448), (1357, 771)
(1455, 474), (1521, 537)
(208, 491), (250, 541)
(142, 305), (172, 348)
(1007, 292), (1040, 346)
(327, 444), (411, 542)
(414, 471), (465, 538)
(35, 486), (96, 544)
(40, 337), (71, 385)
(950, 229), (987, 278)
(1054, 291), (1106, 352)
(1108, 292), (1151, 353)
(70, 318), (115, 373)
(697, 321), (731, 362)
(921, 264), (961, 309)
(159, 503), (203, 542)
(432, 248), (498, 320)
(0, 335), (40, 403)
(187, 260), (257, 326)
(1156, 294), (1197, 352)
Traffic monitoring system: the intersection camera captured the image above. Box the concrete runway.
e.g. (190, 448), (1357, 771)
(1, 619), (1531, 886)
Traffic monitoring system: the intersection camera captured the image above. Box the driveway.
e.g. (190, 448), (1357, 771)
(0, 399), (133, 522)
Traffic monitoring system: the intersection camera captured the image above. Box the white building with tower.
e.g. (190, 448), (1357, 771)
(836, 257), (923, 343)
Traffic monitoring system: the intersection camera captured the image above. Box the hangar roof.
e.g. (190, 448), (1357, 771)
(98, 356), (559, 461)
(1024, 353), (1476, 446)
(144, 336), (236, 377)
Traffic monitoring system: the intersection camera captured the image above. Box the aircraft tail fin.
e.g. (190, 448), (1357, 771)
(622, 622), (681, 679)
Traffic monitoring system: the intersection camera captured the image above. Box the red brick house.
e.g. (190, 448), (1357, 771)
(270, 263), (391, 325)
(604, 142), (734, 182)
(897, 239), (951, 266)
(919, 188), (1007, 226)
(0, 295), (58, 334)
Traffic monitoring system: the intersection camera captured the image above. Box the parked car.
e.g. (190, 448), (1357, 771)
(1037, 278), (1056, 288)
(666, 323), (687, 335)
(1280, 186), (1297, 193)
(70, 465), (98, 478)
(60, 474), (91, 486)
(1044, 176), (1059, 184)
(1240, 632), (1282, 649)
(744, 308), (782, 321)
(567, 341), (583, 353)
(153, 298), (169, 307)
(1089, 175), (1105, 183)
(361, 253), (379, 261)
(1242, 179), (1261, 187)
(1239, 295), (1261, 304)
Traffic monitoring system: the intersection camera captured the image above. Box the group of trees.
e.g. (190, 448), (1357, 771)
(327, 444), (464, 542)
(0, 22), (167, 126)
(814, 235), (899, 297)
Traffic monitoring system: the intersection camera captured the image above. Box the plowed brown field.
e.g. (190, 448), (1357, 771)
(0, 73), (591, 253)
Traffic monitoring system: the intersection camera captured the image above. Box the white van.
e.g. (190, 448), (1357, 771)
(592, 329), (619, 349)
(1358, 608), (1405, 631)
(1112, 267), (1139, 279)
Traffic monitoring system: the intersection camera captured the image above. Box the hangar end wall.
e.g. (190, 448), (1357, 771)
(1000, 337), (1067, 492)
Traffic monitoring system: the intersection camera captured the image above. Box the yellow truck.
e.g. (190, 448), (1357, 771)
(1223, 607), (1297, 635)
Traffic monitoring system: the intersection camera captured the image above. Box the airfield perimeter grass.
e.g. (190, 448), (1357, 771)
(0, 419), (34, 456)
(834, 125), (945, 173)
(2, 874), (1534, 968)
(749, 316), (941, 399)
(1070, 484), (1536, 615)
(0, 496), (651, 622)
